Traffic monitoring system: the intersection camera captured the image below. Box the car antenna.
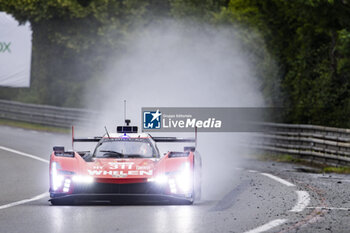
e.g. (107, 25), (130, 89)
(72, 125), (75, 150)
(124, 100), (127, 124)
(123, 100), (130, 136)
(104, 126), (111, 139)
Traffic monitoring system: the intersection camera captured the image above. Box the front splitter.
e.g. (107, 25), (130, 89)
(49, 193), (193, 205)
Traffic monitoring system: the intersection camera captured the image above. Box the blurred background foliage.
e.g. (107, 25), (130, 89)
(1, 0), (350, 127)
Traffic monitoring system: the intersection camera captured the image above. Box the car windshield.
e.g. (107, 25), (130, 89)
(94, 138), (155, 158)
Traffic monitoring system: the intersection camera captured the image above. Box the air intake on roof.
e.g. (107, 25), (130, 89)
(117, 126), (138, 133)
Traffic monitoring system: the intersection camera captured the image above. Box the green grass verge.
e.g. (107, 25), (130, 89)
(322, 166), (350, 174)
(258, 153), (350, 174)
(0, 118), (70, 134)
(258, 153), (303, 163)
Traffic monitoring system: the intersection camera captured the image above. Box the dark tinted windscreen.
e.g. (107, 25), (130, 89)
(94, 139), (155, 158)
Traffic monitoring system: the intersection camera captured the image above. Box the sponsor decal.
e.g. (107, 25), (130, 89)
(136, 166), (151, 170)
(88, 169), (153, 176)
(88, 161), (154, 177)
(108, 162), (134, 169)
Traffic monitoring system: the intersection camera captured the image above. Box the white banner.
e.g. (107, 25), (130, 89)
(0, 12), (32, 87)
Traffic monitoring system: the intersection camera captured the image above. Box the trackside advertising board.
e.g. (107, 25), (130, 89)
(0, 12), (32, 87)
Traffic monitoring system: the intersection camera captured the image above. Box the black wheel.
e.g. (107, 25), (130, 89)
(185, 173), (197, 205)
(192, 158), (202, 203)
(50, 199), (72, 205)
(186, 198), (194, 205)
(194, 183), (201, 202)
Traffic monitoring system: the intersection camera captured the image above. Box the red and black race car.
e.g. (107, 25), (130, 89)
(49, 122), (201, 205)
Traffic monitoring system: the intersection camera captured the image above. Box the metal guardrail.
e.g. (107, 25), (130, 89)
(0, 99), (96, 128)
(252, 123), (350, 166)
(1, 99), (350, 165)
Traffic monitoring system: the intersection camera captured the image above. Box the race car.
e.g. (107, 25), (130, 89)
(49, 121), (201, 205)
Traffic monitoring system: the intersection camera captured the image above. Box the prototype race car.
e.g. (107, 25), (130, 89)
(49, 121), (201, 205)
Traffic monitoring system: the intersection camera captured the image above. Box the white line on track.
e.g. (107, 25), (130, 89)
(243, 170), (310, 233)
(0, 192), (48, 210)
(261, 173), (295, 187)
(244, 219), (288, 233)
(0, 146), (49, 163)
(0, 145), (50, 210)
(290, 191), (310, 212)
(307, 206), (350, 211)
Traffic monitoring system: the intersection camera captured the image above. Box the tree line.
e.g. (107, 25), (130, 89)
(0, 0), (350, 127)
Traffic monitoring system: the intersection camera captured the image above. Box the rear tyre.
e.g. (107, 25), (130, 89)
(192, 169), (201, 203)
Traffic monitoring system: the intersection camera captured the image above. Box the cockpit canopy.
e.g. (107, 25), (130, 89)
(93, 138), (158, 158)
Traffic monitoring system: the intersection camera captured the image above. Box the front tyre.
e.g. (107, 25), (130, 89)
(50, 199), (72, 206)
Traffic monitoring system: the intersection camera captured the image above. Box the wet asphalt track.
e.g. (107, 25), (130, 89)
(0, 125), (350, 233)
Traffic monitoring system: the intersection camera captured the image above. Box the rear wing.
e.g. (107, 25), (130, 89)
(152, 137), (197, 152)
(70, 126), (198, 151)
(72, 137), (102, 151)
(73, 137), (102, 142)
(152, 126), (197, 145)
(71, 126), (102, 150)
(152, 137), (195, 143)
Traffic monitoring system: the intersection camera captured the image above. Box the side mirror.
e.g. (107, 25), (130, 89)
(77, 151), (91, 156)
(53, 146), (64, 154)
(53, 146), (74, 157)
(184, 146), (195, 152)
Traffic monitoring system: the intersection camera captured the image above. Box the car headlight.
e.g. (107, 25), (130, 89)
(72, 175), (94, 184)
(51, 162), (63, 191)
(148, 162), (192, 194)
(148, 175), (168, 184)
(175, 162), (192, 193)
